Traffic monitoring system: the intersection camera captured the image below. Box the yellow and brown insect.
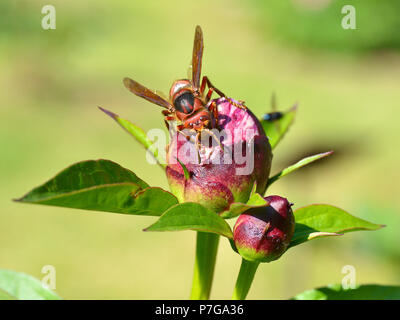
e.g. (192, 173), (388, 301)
(123, 25), (246, 149)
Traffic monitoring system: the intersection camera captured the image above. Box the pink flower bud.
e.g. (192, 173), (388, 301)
(233, 195), (295, 262)
(166, 98), (272, 213)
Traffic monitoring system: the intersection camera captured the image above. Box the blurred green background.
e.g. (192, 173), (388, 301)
(1, 0), (399, 299)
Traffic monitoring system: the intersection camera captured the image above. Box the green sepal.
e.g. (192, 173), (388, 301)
(144, 202), (233, 238)
(289, 204), (384, 248)
(261, 104), (297, 149)
(267, 151), (333, 188)
(99, 106), (166, 169)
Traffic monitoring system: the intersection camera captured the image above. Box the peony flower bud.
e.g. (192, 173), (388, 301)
(166, 98), (272, 213)
(233, 195), (295, 262)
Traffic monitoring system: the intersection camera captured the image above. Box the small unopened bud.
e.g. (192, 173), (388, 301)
(233, 195), (295, 262)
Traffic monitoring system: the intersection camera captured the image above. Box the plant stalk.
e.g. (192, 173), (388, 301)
(190, 231), (220, 300)
(232, 258), (260, 300)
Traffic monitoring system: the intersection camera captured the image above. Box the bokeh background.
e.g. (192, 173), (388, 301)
(1, 0), (399, 299)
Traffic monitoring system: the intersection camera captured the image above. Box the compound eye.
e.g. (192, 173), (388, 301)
(173, 92), (194, 114)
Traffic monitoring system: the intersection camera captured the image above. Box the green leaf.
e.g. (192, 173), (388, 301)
(15, 159), (178, 216)
(220, 192), (268, 219)
(144, 202), (233, 238)
(290, 204), (384, 248)
(0, 270), (61, 300)
(292, 284), (400, 300)
(177, 158), (191, 181)
(267, 151), (333, 188)
(99, 107), (166, 169)
(261, 105), (297, 149)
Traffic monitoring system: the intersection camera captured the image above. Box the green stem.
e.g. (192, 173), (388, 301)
(232, 258), (260, 300)
(190, 232), (220, 300)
